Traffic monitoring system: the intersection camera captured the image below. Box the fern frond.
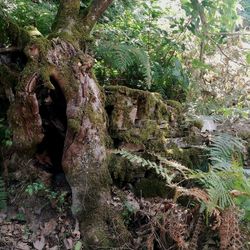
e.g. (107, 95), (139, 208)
(117, 150), (173, 183)
(209, 133), (245, 167)
(95, 42), (152, 87)
(128, 46), (152, 86)
(189, 163), (245, 213)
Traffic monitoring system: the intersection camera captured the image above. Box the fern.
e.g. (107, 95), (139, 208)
(117, 150), (193, 184)
(117, 134), (250, 215)
(190, 168), (234, 212)
(192, 133), (249, 214)
(117, 131), (250, 217)
(117, 150), (172, 183)
(190, 158), (250, 215)
(0, 177), (7, 210)
(95, 42), (152, 87)
(209, 133), (245, 167)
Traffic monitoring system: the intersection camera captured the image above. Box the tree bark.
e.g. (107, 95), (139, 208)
(4, 0), (121, 247)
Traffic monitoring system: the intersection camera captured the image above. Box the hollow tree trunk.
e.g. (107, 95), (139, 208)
(4, 0), (118, 247)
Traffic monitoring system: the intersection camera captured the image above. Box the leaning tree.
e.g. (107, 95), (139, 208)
(0, 0), (120, 247)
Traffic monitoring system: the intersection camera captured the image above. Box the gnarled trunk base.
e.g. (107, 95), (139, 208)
(7, 37), (117, 247)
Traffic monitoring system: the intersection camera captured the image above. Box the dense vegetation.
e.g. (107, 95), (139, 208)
(0, 0), (249, 249)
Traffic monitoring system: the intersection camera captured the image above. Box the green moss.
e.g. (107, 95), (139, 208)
(134, 178), (167, 198)
(191, 119), (203, 129)
(105, 86), (178, 151)
(85, 105), (104, 126)
(49, 1), (82, 45)
(83, 226), (112, 249)
(237, 130), (250, 141)
(3, 17), (30, 47)
(82, 207), (131, 249)
(0, 65), (18, 89)
(68, 118), (81, 133)
(184, 118), (203, 130)
(58, 65), (79, 99)
(114, 86), (166, 120)
(40, 67), (55, 90)
(164, 146), (205, 169)
(166, 100), (183, 112)
(145, 136), (167, 152)
(108, 153), (144, 185)
(23, 37), (50, 63)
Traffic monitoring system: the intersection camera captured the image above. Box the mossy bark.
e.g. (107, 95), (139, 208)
(6, 33), (116, 246)
(4, 1), (122, 248)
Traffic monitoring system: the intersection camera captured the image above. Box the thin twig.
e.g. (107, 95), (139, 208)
(0, 47), (20, 53)
(209, 37), (249, 67)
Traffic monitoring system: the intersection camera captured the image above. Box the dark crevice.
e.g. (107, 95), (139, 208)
(35, 77), (67, 176)
(112, 138), (123, 148)
(136, 97), (146, 120)
(0, 50), (27, 71)
(105, 104), (114, 128)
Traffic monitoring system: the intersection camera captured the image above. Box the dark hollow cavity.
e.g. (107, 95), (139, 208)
(35, 77), (67, 175)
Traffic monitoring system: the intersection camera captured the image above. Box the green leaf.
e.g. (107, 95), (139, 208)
(74, 241), (82, 250)
(246, 52), (250, 65)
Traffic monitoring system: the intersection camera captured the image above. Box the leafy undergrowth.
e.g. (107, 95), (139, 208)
(115, 131), (250, 249)
(111, 187), (249, 250)
(1, 172), (250, 249)
(0, 177), (82, 250)
(1, 118), (250, 249)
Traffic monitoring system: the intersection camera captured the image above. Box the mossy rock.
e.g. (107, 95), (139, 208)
(166, 100), (183, 113)
(164, 146), (206, 169)
(108, 153), (146, 185)
(134, 178), (167, 198)
(105, 86), (183, 151)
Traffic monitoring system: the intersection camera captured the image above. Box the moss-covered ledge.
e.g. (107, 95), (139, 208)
(105, 86), (207, 194)
(104, 85), (183, 152)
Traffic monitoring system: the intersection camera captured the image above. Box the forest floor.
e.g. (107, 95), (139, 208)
(1, 115), (250, 250)
(0, 172), (79, 250)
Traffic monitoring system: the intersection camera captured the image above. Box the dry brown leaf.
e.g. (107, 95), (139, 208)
(230, 189), (249, 197)
(42, 219), (57, 236)
(33, 235), (45, 250)
(64, 238), (73, 249)
(16, 241), (30, 250)
(49, 246), (58, 250)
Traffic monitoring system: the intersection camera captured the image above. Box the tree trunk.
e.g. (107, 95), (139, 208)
(4, 0), (121, 247)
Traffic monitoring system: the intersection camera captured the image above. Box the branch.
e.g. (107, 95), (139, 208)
(82, 0), (114, 34)
(52, 0), (80, 32)
(191, 0), (207, 28)
(209, 37), (249, 67)
(0, 47), (21, 54)
(208, 32), (250, 36)
(191, 0), (208, 77)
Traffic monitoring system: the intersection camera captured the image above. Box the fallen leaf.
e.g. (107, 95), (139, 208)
(17, 241), (30, 250)
(42, 219), (57, 236)
(33, 235), (45, 250)
(230, 189), (248, 197)
(74, 241), (82, 250)
(64, 238), (73, 249)
(49, 246), (58, 250)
